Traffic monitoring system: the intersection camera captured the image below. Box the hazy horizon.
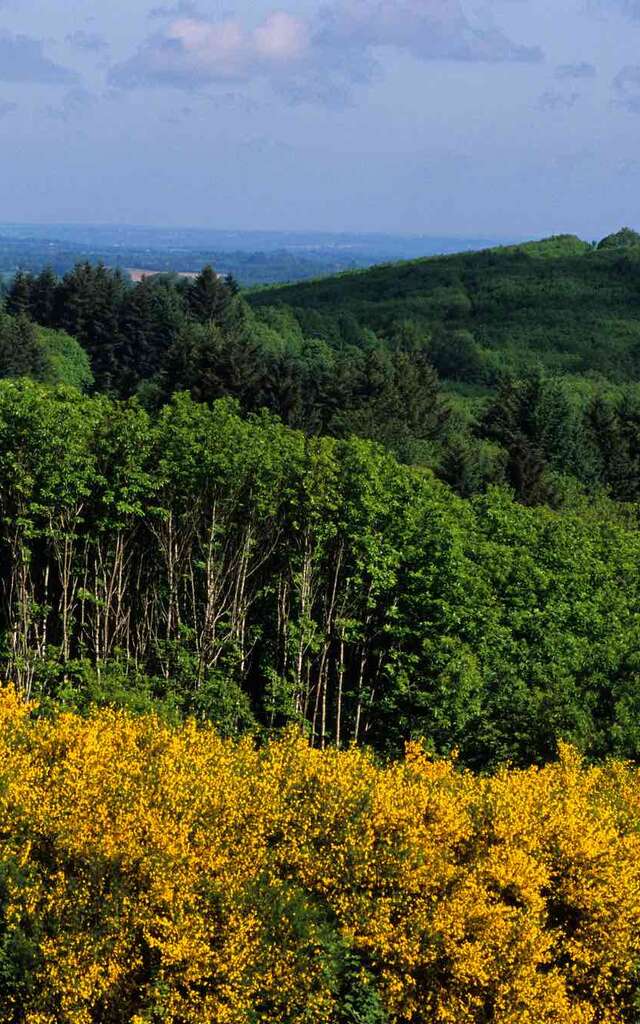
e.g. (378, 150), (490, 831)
(0, 220), (504, 242)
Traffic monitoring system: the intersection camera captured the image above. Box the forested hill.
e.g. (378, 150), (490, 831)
(248, 229), (640, 382)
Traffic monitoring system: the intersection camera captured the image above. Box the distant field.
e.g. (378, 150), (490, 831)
(0, 223), (502, 286)
(126, 267), (200, 283)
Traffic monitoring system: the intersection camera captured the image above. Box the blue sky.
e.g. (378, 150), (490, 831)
(0, 0), (638, 237)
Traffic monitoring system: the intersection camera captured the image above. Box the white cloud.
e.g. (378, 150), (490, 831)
(318, 0), (542, 63)
(111, 13), (312, 88)
(110, 0), (543, 104)
(254, 12), (310, 60)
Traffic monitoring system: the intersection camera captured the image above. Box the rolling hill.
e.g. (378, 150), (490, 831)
(248, 230), (640, 383)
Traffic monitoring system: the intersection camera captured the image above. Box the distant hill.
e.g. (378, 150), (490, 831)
(248, 231), (640, 382)
(597, 227), (640, 250)
(500, 234), (592, 258)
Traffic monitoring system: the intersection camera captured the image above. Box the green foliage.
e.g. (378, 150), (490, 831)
(246, 877), (388, 1024)
(335, 952), (389, 1024)
(190, 671), (257, 737)
(185, 265), (235, 323)
(5, 237), (640, 771)
(0, 857), (42, 1021)
(501, 233), (592, 258)
(597, 227), (640, 250)
(11, 245), (640, 505)
(0, 382), (637, 769)
(37, 327), (93, 390)
(248, 232), (640, 382)
(0, 311), (92, 391)
(0, 313), (48, 381)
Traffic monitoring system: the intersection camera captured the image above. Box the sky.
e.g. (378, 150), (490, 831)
(0, 0), (639, 238)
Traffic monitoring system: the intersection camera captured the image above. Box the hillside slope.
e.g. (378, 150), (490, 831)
(249, 232), (640, 381)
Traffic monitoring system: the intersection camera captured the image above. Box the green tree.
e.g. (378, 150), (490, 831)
(186, 266), (234, 325)
(5, 271), (34, 318)
(0, 314), (47, 381)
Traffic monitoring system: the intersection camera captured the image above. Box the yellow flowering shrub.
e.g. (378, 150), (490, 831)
(1, 688), (640, 1023)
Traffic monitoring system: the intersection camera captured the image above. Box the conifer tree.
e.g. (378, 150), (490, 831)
(186, 266), (233, 325)
(482, 375), (553, 504)
(30, 267), (58, 325)
(5, 270), (34, 317)
(0, 312), (47, 379)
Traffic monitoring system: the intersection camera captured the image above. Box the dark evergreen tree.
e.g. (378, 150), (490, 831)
(53, 263), (128, 391)
(260, 353), (307, 428)
(53, 262), (95, 338)
(439, 435), (506, 498)
(160, 318), (266, 408)
(30, 268), (57, 325)
(186, 266), (233, 325)
(5, 271), (34, 318)
(482, 375), (554, 505)
(117, 275), (157, 389)
(585, 396), (630, 499)
(0, 313), (47, 380)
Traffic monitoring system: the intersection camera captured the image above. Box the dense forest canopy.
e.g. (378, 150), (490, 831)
(4, 237), (640, 505)
(0, 381), (638, 770)
(248, 230), (640, 383)
(0, 231), (640, 770)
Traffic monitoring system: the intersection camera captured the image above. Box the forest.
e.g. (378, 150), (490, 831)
(1, 231), (640, 765)
(249, 228), (640, 382)
(0, 379), (639, 770)
(2, 231), (640, 1019)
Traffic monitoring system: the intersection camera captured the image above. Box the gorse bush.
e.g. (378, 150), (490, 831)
(2, 689), (640, 1023)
